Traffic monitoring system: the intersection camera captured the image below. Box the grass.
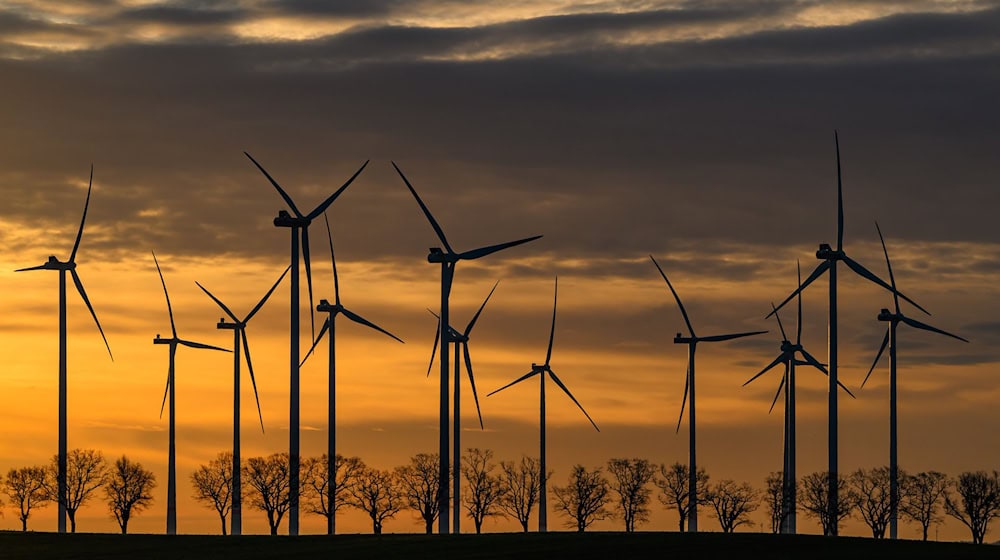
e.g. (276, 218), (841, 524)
(1, 531), (997, 560)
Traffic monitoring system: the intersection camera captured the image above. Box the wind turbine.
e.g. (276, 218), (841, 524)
(488, 277), (599, 533)
(650, 255), (766, 532)
(195, 265), (289, 536)
(426, 281), (498, 532)
(744, 263), (844, 534)
(152, 252), (230, 535)
(766, 132), (927, 534)
(15, 166), (113, 533)
(244, 153), (368, 535)
(300, 214), (403, 535)
(860, 223), (968, 539)
(393, 161), (541, 533)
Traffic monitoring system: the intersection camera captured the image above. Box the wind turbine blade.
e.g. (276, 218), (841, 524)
(768, 367), (787, 414)
(391, 161), (453, 253)
(195, 281), (239, 323)
(245, 266), (290, 323)
(342, 308), (404, 343)
(464, 280), (499, 336)
(159, 367), (170, 419)
(547, 368), (599, 432)
(676, 364), (689, 434)
(797, 348), (829, 375)
(861, 329), (890, 389)
(458, 236), (543, 260)
(767, 260), (830, 319)
(305, 160), (369, 220)
(841, 255), (930, 316)
(900, 316), (969, 343)
(796, 260), (803, 344)
(771, 303), (788, 341)
(487, 370), (540, 397)
(14, 264), (48, 272)
(244, 152), (303, 218)
(545, 277), (558, 365)
(426, 313), (440, 378)
(875, 222), (901, 315)
(463, 344), (484, 430)
(152, 252), (177, 339)
(300, 317), (331, 367)
(178, 339), (230, 352)
(324, 213), (340, 305)
(69, 165), (93, 264)
(242, 332), (265, 433)
(700, 330), (767, 343)
(650, 255), (696, 337)
(835, 131), (844, 253)
(744, 355), (785, 386)
(302, 227), (317, 342)
(71, 270), (113, 361)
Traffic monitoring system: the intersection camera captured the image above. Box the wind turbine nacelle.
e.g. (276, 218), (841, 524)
(274, 211), (310, 228)
(427, 248), (448, 263)
(816, 243), (835, 259)
(317, 300), (337, 312)
(877, 309), (894, 321)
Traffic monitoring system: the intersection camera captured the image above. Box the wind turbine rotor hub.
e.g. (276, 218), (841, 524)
(427, 248), (457, 264)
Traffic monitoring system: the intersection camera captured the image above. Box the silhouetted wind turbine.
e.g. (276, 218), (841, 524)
(301, 214), (403, 535)
(245, 153), (368, 535)
(860, 223), (968, 540)
(488, 278), (599, 533)
(393, 161), (541, 533)
(152, 253), (230, 535)
(744, 263), (844, 534)
(195, 265), (289, 536)
(426, 281), (498, 532)
(15, 166), (113, 533)
(766, 133), (927, 534)
(650, 255), (765, 533)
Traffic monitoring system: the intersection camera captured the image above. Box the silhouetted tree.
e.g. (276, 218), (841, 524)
(191, 451), (234, 535)
(461, 448), (503, 534)
(851, 466), (896, 539)
(497, 456), (541, 532)
(553, 465), (610, 532)
(706, 479), (760, 533)
(800, 471), (856, 536)
(243, 452), (292, 535)
(764, 472), (783, 534)
(607, 458), (655, 532)
(655, 462), (708, 532)
(349, 464), (402, 535)
(394, 452), (440, 534)
(303, 453), (363, 532)
(3, 466), (49, 531)
(44, 448), (106, 533)
(944, 470), (1000, 544)
(104, 455), (155, 534)
(900, 470), (949, 541)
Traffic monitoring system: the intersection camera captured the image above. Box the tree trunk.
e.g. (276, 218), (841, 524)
(677, 510), (685, 532)
(520, 519), (529, 532)
(373, 519), (382, 535)
(921, 523), (929, 541)
(120, 511), (130, 534)
(219, 513), (227, 536)
(68, 510), (77, 533)
(475, 519), (483, 534)
(424, 517), (434, 534)
(20, 514), (27, 532)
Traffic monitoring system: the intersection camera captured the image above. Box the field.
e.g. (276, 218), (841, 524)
(0, 531), (996, 560)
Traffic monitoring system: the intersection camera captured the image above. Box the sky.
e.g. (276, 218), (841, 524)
(0, 0), (999, 539)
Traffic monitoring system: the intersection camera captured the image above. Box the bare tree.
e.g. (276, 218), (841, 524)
(394, 452), (439, 534)
(3, 466), (49, 531)
(900, 470), (949, 541)
(706, 479), (760, 533)
(497, 456), (541, 532)
(104, 455), (156, 534)
(349, 464), (403, 534)
(552, 465), (610, 532)
(764, 472), (783, 534)
(850, 466), (896, 539)
(191, 451), (234, 535)
(944, 470), (1000, 544)
(243, 453), (292, 535)
(44, 448), (107, 533)
(303, 453), (364, 533)
(801, 471), (856, 536)
(607, 458), (656, 532)
(654, 462), (708, 532)
(461, 448), (503, 534)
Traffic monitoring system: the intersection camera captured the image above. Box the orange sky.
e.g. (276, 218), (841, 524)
(1, 0), (999, 540)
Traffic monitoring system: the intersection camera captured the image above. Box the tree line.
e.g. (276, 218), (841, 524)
(4, 448), (999, 543)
